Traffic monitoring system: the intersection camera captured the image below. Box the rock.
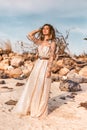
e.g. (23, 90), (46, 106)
(79, 101), (87, 109)
(2, 54), (9, 60)
(21, 65), (33, 77)
(10, 56), (24, 67)
(56, 59), (64, 67)
(1, 86), (13, 90)
(66, 94), (75, 99)
(67, 72), (87, 83)
(0, 71), (9, 79)
(16, 82), (25, 86)
(59, 67), (69, 76)
(0, 80), (6, 84)
(5, 68), (22, 78)
(79, 66), (87, 77)
(59, 80), (82, 92)
(60, 96), (66, 100)
(8, 52), (16, 57)
(5, 100), (17, 105)
(51, 60), (64, 73)
(0, 59), (10, 70)
(51, 64), (60, 73)
(24, 61), (34, 73)
(51, 73), (60, 82)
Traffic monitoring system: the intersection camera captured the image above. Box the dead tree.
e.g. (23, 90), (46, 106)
(55, 29), (71, 60)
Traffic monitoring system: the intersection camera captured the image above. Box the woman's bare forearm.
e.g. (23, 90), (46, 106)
(27, 29), (40, 40)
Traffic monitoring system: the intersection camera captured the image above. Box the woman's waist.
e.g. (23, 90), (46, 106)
(38, 56), (49, 60)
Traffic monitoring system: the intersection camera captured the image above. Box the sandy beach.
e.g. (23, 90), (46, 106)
(0, 78), (87, 130)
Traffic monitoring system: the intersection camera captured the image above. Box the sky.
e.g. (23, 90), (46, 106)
(0, 0), (87, 55)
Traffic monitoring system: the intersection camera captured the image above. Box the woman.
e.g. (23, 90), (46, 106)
(13, 24), (57, 119)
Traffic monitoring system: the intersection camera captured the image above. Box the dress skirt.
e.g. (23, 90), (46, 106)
(13, 58), (51, 118)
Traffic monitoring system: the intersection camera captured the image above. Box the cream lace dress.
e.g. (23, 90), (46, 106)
(13, 44), (55, 118)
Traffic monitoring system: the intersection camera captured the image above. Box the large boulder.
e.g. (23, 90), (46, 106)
(66, 72), (87, 83)
(59, 67), (69, 76)
(0, 59), (10, 70)
(79, 66), (87, 77)
(59, 79), (82, 92)
(56, 59), (64, 67)
(51, 59), (63, 73)
(10, 56), (24, 67)
(5, 68), (22, 78)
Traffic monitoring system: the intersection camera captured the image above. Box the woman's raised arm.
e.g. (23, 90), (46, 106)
(26, 29), (41, 44)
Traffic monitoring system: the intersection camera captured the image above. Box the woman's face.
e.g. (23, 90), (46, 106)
(42, 25), (50, 35)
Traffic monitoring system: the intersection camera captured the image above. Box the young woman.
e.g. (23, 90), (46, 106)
(13, 24), (57, 119)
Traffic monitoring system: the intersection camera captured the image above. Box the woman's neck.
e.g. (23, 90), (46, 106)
(44, 35), (50, 41)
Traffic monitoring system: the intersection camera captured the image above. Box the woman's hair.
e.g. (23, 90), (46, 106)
(37, 24), (56, 41)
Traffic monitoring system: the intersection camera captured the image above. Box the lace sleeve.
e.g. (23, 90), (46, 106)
(47, 42), (56, 73)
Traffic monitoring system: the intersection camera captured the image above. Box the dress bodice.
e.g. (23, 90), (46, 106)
(38, 45), (50, 58)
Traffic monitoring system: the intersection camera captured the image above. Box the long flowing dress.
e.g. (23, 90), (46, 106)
(13, 44), (52, 118)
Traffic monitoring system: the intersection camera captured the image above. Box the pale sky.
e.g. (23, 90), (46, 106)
(0, 0), (87, 55)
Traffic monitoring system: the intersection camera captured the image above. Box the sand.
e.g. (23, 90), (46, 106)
(0, 78), (87, 130)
